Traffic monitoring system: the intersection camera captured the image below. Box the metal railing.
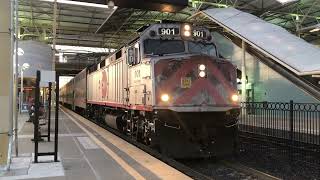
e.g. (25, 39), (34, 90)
(239, 101), (320, 148)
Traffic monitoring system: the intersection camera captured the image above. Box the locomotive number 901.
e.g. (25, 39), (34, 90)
(193, 30), (206, 38)
(158, 28), (180, 36)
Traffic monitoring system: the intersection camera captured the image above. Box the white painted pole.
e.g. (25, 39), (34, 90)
(52, 0), (57, 71)
(52, 0), (57, 108)
(20, 70), (23, 114)
(8, 0), (15, 168)
(241, 40), (247, 102)
(14, 0), (19, 157)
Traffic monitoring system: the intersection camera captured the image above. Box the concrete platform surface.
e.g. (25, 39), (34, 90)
(0, 107), (191, 180)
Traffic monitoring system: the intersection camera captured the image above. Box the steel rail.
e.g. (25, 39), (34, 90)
(220, 160), (282, 180)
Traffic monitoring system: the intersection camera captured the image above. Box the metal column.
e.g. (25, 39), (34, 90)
(52, 0), (57, 70)
(34, 71), (40, 163)
(47, 83), (52, 142)
(20, 70), (23, 113)
(241, 40), (247, 102)
(54, 74), (59, 162)
(14, 0), (19, 157)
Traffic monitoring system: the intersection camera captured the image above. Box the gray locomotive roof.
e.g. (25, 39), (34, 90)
(202, 8), (320, 75)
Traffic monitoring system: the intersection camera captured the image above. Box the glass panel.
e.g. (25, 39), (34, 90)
(188, 41), (217, 57)
(144, 39), (185, 55)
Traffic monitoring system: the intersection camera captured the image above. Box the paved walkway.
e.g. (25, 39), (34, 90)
(0, 107), (190, 180)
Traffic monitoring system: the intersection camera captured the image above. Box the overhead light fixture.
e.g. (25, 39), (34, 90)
(107, 0), (117, 9)
(276, 0), (298, 4)
(310, 28), (320, 33)
(52, 45), (115, 54)
(39, 0), (113, 9)
(299, 23), (320, 33)
(22, 63), (30, 70)
(17, 48), (24, 56)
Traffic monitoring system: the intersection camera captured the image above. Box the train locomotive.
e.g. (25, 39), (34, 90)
(60, 23), (240, 158)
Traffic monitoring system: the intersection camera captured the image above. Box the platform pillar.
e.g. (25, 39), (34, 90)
(0, 0), (13, 167)
(241, 40), (247, 102)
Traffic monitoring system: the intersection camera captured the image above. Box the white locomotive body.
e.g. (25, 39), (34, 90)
(60, 23), (240, 158)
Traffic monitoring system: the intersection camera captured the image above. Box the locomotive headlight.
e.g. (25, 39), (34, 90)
(184, 31), (191, 37)
(199, 64), (206, 71)
(231, 94), (239, 102)
(182, 24), (191, 37)
(161, 94), (170, 102)
(184, 24), (191, 31)
(199, 71), (206, 78)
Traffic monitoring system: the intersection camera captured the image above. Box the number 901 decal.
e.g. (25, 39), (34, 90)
(158, 28), (180, 36)
(193, 30), (206, 38)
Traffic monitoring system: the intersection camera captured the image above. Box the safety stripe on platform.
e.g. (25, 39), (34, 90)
(18, 133), (87, 139)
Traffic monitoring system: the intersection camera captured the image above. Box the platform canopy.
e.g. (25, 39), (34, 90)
(201, 8), (320, 76)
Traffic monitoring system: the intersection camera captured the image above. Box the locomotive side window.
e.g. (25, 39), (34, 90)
(134, 44), (140, 64)
(116, 51), (122, 59)
(128, 48), (134, 65)
(127, 44), (140, 66)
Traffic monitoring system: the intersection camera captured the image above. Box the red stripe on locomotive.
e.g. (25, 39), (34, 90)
(154, 55), (237, 107)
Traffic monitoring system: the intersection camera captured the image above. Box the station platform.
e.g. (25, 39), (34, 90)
(0, 107), (190, 180)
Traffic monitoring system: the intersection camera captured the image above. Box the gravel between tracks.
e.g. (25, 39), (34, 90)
(237, 137), (320, 180)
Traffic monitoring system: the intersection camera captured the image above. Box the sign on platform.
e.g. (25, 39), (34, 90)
(41, 70), (56, 83)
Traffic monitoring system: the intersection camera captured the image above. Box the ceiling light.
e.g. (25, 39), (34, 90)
(299, 23), (320, 33)
(310, 28), (320, 33)
(276, 0), (298, 4)
(18, 48), (24, 56)
(52, 45), (115, 54)
(39, 0), (110, 9)
(22, 63), (30, 70)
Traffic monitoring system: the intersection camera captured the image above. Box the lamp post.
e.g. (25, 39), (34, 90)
(20, 63), (29, 113)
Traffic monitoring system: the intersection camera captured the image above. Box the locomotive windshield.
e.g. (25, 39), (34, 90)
(142, 24), (218, 57)
(188, 41), (217, 57)
(144, 39), (185, 55)
(143, 39), (217, 57)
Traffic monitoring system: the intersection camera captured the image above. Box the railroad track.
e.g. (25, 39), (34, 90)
(220, 160), (281, 180)
(62, 106), (281, 180)
(180, 158), (282, 180)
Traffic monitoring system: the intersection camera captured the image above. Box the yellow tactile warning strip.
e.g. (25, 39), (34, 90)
(61, 107), (191, 180)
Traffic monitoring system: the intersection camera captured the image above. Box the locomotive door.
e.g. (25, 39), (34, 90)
(127, 43), (152, 107)
(127, 44), (145, 106)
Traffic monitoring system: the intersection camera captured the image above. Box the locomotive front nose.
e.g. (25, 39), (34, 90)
(154, 55), (239, 108)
